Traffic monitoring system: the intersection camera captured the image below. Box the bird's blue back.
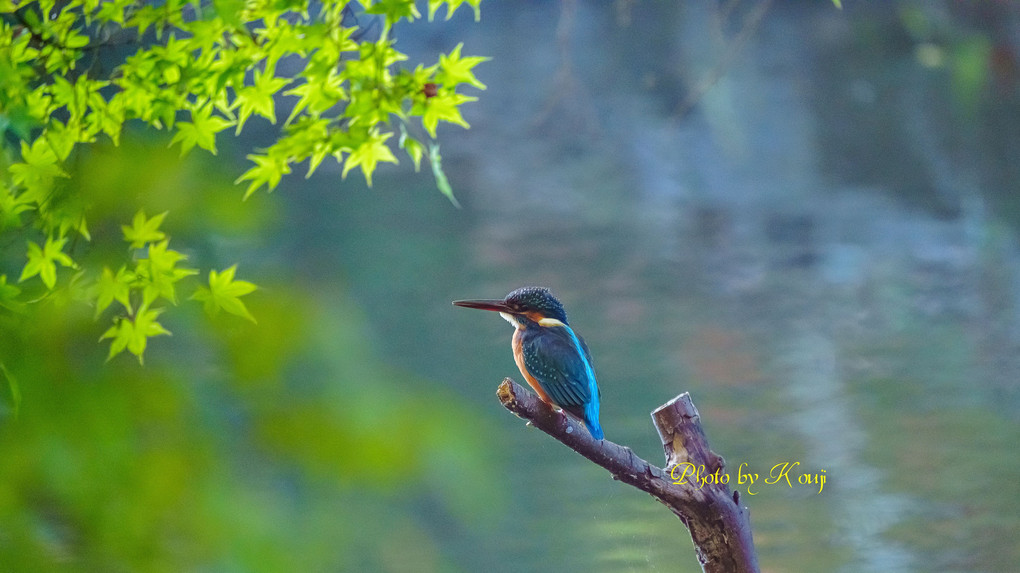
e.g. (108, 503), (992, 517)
(519, 322), (603, 440)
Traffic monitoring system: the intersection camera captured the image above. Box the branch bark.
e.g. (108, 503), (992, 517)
(496, 377), (760, 573)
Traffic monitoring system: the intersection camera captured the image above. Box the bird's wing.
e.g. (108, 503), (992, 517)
(520, 326), (596, 413)
(577, 336), (601, 400)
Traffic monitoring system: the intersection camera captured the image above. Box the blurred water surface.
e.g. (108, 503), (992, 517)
(312, 2), (1020, 571)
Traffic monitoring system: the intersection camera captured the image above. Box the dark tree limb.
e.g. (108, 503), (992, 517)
(497, 377), (760, 573)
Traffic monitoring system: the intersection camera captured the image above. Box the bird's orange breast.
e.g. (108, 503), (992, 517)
(512, 327), (554, 405)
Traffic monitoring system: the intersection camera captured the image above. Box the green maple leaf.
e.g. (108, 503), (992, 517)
(9, 138), (68, 191)
(234, 66), (290, 133)
(283, 70), (346, 125)
(94, 266), (134, 317)
(122, 210), (168, 248)
(44, 119), (79, 163)
(421, 91), (475, 138)
(100, 307), (171, 364)
(428, 0), (481, 21)
(210, 0), (245, 27)
(137, 240), (198, 306)
(19, 236), (76, 290)
(342, 130), (398, 186)
(366, 0), (421, 24)
(236, 152), (292, 199)
(191, 265), (257, 323)
(94, 0), (133, 24)
(436, 43), (488, 90)
(170, 103), (234, 156)
(100, 318), (133, 362)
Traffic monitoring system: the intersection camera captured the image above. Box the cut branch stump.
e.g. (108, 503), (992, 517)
(497, 377), (759, 573)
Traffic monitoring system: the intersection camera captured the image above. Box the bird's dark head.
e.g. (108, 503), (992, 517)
(453, 286), (568, 327)
(503, 286), (567, 322)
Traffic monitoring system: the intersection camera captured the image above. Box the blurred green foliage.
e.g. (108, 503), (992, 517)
(0, 138), (498, 570)
(0, 0), (486, 361)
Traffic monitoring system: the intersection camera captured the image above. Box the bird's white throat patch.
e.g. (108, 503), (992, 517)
(500, 312), (522, 329)
(499, 313), (566, 329)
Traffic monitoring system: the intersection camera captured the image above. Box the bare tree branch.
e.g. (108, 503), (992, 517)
(496, 377), (760, 573)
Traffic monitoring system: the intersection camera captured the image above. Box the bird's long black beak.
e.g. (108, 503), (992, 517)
(452, 298), (513, 313)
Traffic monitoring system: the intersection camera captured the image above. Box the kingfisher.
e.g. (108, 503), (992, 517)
(453, 286), (604, 440)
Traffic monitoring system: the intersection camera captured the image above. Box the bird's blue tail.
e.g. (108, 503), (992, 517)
(584, 400), (603, 440)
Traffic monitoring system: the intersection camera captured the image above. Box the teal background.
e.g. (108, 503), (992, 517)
(3, 2), (1019, 572)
